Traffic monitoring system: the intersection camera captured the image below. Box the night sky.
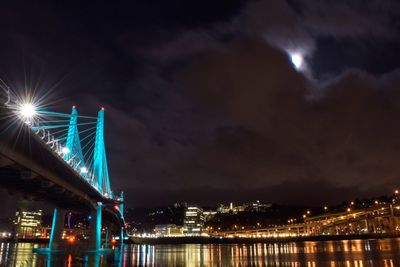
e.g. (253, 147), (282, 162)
(1, 1), (400, 208)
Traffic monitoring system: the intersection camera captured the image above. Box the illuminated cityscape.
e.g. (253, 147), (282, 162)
(2, 192), (399, 243)
(1, 188), (400, 266)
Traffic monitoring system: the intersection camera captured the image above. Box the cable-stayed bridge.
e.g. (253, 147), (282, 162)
(0, 89), (125, 251)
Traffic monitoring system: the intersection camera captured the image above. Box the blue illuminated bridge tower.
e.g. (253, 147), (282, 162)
(0, 94), (126, 252)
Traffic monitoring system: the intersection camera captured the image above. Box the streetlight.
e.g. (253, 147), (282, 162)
(19, 103), (37, 118)
(80, 166), (88, 174)
(62, 147), (71, 154)
(18, 102), (37, 124)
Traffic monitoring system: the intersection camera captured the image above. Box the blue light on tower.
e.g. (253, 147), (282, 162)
(93, 107), (111, 196)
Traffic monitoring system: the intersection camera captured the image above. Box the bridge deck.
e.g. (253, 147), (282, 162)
(0, 105), (119, 211)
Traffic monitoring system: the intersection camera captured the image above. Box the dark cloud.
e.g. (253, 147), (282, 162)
(104, 36), (400, 206)
(238, 0), (400, 76)
(169, 38), (400, 200)
(293, 0), (400, 37)
(209, 0), (400, 81)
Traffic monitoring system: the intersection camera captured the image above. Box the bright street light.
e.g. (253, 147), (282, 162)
(19, 103), (37, 119)
(62, 147), (71, 154)
(80, 166), (88, 174)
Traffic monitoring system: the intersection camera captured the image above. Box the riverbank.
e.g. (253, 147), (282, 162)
(131, 234), (400, 244)
(1, 238), (400, 265)
(1, 234), (399, 245)
(0, 238), (49, 243)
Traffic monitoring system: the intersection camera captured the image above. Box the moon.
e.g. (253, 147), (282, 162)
(290, 52), (304, 70)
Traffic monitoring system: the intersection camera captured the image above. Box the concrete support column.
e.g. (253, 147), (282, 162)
(371, 219), (376, 233)
(49, 208), (66, 250)
(89, 202), (103, 250)
(120, 227), (124, 245)
(364, 219), (369, 233)
(105, 228), (109, 248)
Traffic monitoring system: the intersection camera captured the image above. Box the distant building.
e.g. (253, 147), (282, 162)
(14, 209), (42, 238)
(218, 203), (233, 214)
(173, 202), (187, 208)
(183, 206), (204, 236)
(203, 210), (217, 222)
(249, 200), (272, 212)
(217, 201), (271, 214)
(155, 224), (183, 237)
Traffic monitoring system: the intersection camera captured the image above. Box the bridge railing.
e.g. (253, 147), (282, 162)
(33, 125), (104, 193)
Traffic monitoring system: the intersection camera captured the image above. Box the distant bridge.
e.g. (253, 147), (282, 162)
(216, 204), (400, 238)
(0, 89), (125, 251)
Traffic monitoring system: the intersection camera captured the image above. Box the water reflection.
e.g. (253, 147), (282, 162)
(0, 238), (399, 266)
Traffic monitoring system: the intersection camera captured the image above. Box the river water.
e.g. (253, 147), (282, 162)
(1, 238), (400, 266)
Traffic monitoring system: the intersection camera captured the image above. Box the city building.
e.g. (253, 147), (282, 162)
(203, 210), (217, 222)
(154, 224), (184, 237)
(249, 200), (272, 212)
(183, 206), (205, 236)
(14, 209), (42, 238)
(173, 202), (187, 208)
(217, 201), (272, 214)
(218, 202), (247, 214)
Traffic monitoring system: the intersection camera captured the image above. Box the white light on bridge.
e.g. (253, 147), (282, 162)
(19, 103), (37, 119)
(62, 147), (70, 154)
(80, 166), (88, 174)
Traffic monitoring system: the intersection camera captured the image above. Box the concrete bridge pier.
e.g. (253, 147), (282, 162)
(49, 208), (66, 250)
(89, 202), (103, 251)
(120, 227), (124, 244)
